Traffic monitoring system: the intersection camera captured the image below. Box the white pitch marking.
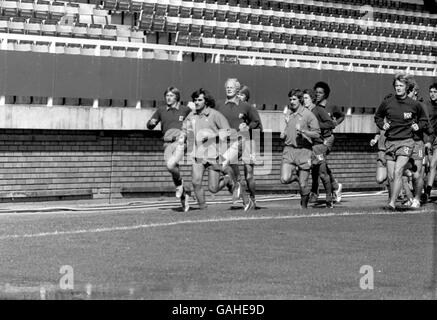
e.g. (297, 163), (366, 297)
(0, 210), (427, 241)
(0, 191), (391, 217)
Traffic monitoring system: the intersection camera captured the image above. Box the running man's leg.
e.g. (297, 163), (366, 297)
(319, 162), (333, 205)
(386, 160), (395, 200)
(299, 169), (311, 208)
(310, 164), (320, 197)
(280, 162), (298, 184)
(192, 162), (207, 208)
(401, 175), (414, 204)
(426, 144), (437, 196)
(165, 141), (186, 197)
(244, 164), (256, 201)
(389, 155), (411, 208)
(412, 160), (424, 203)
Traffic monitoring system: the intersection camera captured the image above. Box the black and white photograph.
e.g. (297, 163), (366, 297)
(0, 0), (436, 304)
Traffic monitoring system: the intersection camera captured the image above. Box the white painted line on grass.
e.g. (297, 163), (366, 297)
(0, 209), (428, 241)
(0, 191), (392, 217)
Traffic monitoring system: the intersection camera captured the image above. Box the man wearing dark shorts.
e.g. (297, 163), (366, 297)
(147, 87), (191, 212)
(374, 74), (428, 210)
(424, 83), (437, 201)
(303, 89), (336, 208)
(310, 82), (344, 203)
(280, 89), (320, 209)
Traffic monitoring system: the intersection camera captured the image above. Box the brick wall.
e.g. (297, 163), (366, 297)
(0, 129), (385, 203)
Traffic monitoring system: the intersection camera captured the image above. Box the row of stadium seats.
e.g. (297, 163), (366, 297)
(0, 0), (110, 24)
(4, 11), (432, 44)
(1, 19), (435, 63)
(4, 36), (435, 73)
(0, 17), (145, 41)
(102, 0), (436, 24)
(1, 14), (434, 53)
(151, 15), (436, 41)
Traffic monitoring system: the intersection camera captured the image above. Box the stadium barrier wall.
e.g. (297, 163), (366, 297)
(0, 51), (435, 109)
(0, 129), (385, 202)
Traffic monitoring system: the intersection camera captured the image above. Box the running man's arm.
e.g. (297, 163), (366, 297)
(146, 108), (161, 129)
(317, 107), (336, 130)
(330, 105), (345, 126)
(213, 111), (232, 141)
(301, 112), (321, 140)
(416, 101), (430, 132)
(374, 101), (387, 130)
(246, 104), (262, 130)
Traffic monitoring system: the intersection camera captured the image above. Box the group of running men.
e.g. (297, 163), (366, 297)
(373, 74), (437, 211)
(146, 74), (437, 212)
(146, 78), (345, 212)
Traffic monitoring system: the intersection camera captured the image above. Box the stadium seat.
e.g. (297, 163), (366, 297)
(81, 44), (96, 56)
(56, 24), (73, 37)
(18, 0), (35, 18)
(165, 16), (178, 33)
(116, 27), (131, 42)
(126, 47), (140, 58)
(102, 25), (117, 41)
(88, 24), (103, 39)
(179, 1), (192, 18)
(167, 0), (179, 16)
(190, 18), (203, 35)
(72, 23), (88, 38)
(237, 39), (252, 50)
(189, 33), (201, 47)
(100, 45), (111, 57)
(154, 49), (169, 60)
(103, 0), (117, 11)
(34, 0), (49, 19)
(139, 13), (153, 30)
(130, 29), (145, 43)
(226, 5), (239, 22)
(264, 59), (277, 67)
(175, 32), (189, 46)
(14, 40), (32, 52)
(50, 1), (65, 20)
(25, 18), (42, 35)
(93, 8), (109, 24)
(65, 44), (81, 55)
(8, 18), (25, 34)
(40, 19), (56, 36)
(111, 47), (126, 58)
(191, 2), (204, 20)
(2, 0), (19, 17)
(142, 50), (154, 59)
(117, 0), (130, 11)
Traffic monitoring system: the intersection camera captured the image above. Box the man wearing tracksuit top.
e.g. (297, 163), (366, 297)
(374, 74), (429, 210)
(216, 78), (262, 211)
(303, 89), (336, 208)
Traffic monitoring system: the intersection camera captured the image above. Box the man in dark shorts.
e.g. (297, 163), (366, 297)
(423, 83), (437, 201)
(303, 89), (336, 208)
(147, 87), (191, 212)
(310, 81), (344, 204)
(374, 74), (429, 210)
(280, 89), (321, 209)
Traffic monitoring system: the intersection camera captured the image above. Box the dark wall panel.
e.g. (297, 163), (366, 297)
(0, 51), (435, 107)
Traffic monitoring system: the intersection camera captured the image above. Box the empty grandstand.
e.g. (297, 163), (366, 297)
(0, 0), (435, 202)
